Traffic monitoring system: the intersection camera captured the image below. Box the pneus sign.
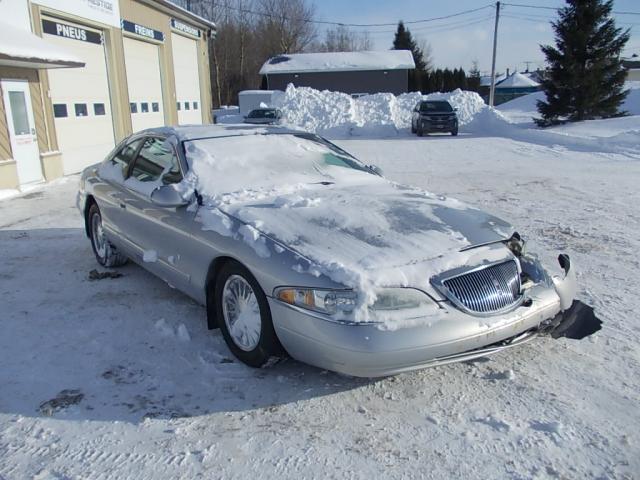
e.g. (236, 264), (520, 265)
(42, 19), (102, 44)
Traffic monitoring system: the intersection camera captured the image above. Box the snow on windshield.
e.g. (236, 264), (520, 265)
(184, 133), (370, 195)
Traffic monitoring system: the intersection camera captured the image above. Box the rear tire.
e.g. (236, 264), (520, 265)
(215, 260), (283, 367)
(411, 121), (416, 134)
(417, 126), (424, 137)
(451, 127), (458, 136)
(88, 203), (127, 267)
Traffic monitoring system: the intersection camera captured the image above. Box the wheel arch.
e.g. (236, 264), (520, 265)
(84, 195), (97, 238)
(205, 255), (240, 329)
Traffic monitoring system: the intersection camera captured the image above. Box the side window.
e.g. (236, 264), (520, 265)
(131, 137), (182, 185)
(110, 138), (142, 175)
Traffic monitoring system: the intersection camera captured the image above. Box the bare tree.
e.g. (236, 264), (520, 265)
(313, 25), (372, 52)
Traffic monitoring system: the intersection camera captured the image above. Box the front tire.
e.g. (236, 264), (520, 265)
(215, 260), (283, 367)
(451, 127), (458, 136)
(88, 203), (127, 267)
(417, 125), (424, 137)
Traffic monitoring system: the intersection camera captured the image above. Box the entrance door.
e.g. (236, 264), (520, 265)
(1, 80), (43, 186)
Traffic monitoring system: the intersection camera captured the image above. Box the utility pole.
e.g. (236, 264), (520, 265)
(489, 1), (500, 107)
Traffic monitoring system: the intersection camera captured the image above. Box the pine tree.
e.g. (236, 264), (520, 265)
(536, 0), (630, 126)
(392, 21), (426, 91)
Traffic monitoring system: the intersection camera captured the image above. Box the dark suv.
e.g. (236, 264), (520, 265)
(411, 100), (458, 136)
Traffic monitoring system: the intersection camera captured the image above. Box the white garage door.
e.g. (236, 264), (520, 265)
(43, 18), (115, 175)
(123, 37), (164, 133)
(171, 33), (202, 125)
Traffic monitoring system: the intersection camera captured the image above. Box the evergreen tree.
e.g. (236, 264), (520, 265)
(536, 0), (630, 126)
(467, 61), (481, 92)
(392, 21), (426, 91)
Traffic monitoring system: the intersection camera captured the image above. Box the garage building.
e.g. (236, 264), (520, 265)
(0, 0), (214, 191)
(259, 50), (416, 96)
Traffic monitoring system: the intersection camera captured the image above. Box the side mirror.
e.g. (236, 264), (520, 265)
(150, 184), (189, 208)
(368, 165), (384, 176)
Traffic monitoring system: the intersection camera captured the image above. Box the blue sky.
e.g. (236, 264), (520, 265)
(313, 0), (640, 74)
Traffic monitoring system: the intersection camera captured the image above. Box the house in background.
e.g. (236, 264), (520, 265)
(1, 0), (215, 192)
(494, 72), (540, 105)
(623, 59), (640, 81)
(259, 50), (416, 96)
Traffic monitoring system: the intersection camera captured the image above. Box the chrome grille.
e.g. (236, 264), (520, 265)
(441, 260), (522, 315)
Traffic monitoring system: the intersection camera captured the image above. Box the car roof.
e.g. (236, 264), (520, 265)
(138, 124), (305, 142)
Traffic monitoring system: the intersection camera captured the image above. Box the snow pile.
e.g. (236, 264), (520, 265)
(272, 84), (486, 137)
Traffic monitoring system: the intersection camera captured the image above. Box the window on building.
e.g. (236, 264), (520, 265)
(131, 137), (182, 184)
(110, 138), (143, 177)
(184, 102), (190, 110)
(93, 103), (106, 116)
(53, 104), (68, 118)
(152, 102), (159, 112)
(193, 101), (198, 110)
(130, 102), (138, 113)
(75, 103), (88, 117)
(8, 91), (30, 135)
(176, 102), (181, 111)
(141, 102), (149, 113)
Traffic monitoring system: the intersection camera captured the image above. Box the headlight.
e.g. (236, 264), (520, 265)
(369, 288), (439, 320)
(275, 287), (357, 315)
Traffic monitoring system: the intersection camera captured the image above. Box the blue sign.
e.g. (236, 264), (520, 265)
(121, 20), (164, 42)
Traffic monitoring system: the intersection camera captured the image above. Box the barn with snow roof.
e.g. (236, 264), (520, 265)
(259, 50), (416, 96)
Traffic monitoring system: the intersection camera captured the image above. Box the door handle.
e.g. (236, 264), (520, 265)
(119, 202), (126, 209)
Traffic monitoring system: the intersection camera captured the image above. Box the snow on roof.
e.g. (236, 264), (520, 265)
(0, 22), (84, 69)
(479, 73), (506, 87)
(496, 72), (540, 88)
(259, 50), (416, 75)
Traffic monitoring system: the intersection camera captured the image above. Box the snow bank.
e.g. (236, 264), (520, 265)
(271, 85), (486, 137)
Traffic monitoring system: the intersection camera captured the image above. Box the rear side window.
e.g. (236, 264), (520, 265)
(110, 138), (142, 174)
(131, 137), (182, 184)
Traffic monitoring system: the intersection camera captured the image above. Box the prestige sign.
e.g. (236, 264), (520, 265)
(34, 0), (120, 28)
(170, 18), (200, 38)
(121, 20), (164, 42)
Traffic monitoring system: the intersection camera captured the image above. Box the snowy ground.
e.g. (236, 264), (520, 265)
(1, 105), (640, 478)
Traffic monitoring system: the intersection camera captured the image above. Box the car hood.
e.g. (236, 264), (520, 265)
(212, 176), (513, 284)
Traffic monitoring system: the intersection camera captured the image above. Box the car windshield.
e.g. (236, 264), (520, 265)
(184, 133), (372, 194)
(419, 101), (453, 112)
(248, 109), (276, 118)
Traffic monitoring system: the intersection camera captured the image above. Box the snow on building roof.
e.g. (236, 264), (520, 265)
(259, 50), (416, 75)
(496, 72), (540, 88)
(479, 73), (506, 87)
(0, 22), (84, 69)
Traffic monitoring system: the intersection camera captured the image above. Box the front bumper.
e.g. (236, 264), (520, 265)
(270, 284), (563, 377)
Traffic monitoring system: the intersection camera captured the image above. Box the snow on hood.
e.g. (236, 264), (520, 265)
(182, 133), (513, 321)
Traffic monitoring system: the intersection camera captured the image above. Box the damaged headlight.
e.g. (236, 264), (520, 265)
(369, 288), (440, 320)
(275, 287), (357, 315)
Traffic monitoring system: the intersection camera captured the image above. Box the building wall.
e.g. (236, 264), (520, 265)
(0, 0), (214, 190)
(628, 69), (640, 81)
(265, 69), (409, 95)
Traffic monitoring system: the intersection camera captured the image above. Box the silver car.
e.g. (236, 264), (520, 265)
(77, 124), (600, 377)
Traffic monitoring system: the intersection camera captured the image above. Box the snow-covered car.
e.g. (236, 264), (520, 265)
(243, 108), (283, 125)
(77, 124), (600, 377)
(411, 100), (459, 136)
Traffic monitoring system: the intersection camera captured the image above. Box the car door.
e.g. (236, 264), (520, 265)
(118, 135), (196, 292)
(93, 137), (145, 254)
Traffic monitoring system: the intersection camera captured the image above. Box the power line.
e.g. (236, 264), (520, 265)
(205, 3), (495, 28)
(357, 14), (495, 36)
(502, 2), (640, 16)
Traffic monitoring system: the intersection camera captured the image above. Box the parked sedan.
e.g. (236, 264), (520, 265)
(243, 108), (283, 125)
(77, 125), (600, 377)
(411, 100), (458, 136)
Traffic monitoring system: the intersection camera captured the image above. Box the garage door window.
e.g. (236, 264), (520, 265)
(94, 103), (106, 116)
(130, 103), (138, 113)
(75, 103), (88, 117)
(141, 102), (149, 113)
(53, 104), (68, 118)
(176, 102), (181, 111)
(131, 137), (182, 184)
(152, 102), (159, 112)
(193, 101), (198, 110)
